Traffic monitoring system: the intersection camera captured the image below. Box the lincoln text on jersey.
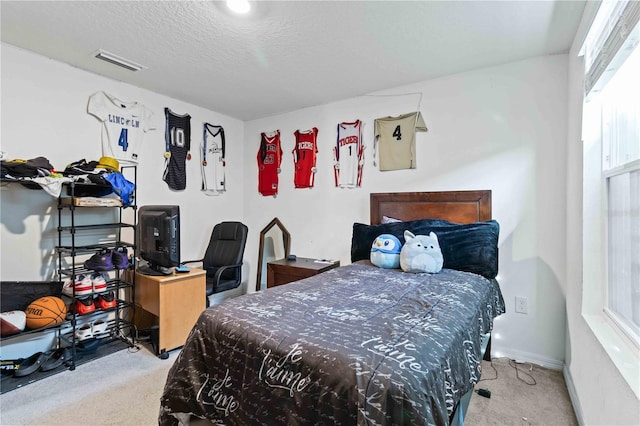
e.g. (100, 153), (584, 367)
(108, 114), (140, 128)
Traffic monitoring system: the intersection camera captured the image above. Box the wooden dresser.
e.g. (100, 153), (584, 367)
(266, 257), (340, 288)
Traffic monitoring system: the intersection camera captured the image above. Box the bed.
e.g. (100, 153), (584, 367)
(159, 190), (505, 425)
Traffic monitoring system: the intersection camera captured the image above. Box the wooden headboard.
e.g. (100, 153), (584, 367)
(370, 190), (492, 225)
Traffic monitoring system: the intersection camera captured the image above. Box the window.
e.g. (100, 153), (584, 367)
(600, 42), (640, 344)
(582, 0), (640, 347)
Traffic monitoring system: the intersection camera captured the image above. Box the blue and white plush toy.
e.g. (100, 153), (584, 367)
(400, 230), (444, 273)
(370, 234), (402, 269)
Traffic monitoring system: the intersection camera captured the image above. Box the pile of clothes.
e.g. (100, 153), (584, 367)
(1, 156), (135, 206)
(0, 156), (58, 179)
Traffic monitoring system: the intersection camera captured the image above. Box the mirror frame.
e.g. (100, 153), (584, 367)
(255, 217), (291, 292)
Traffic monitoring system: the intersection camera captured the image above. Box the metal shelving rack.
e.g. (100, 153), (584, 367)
(0, 166), (138, 393)
(55, 165), (138, 370)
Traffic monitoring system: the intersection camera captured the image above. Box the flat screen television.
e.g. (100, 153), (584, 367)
(137, 205), (180, 276)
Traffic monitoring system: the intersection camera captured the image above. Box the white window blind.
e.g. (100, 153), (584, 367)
(583, 0), (640, 95)
(607, 167), (640, 341)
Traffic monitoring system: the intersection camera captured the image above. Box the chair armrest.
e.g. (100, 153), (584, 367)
(181, 259), (204, 265)
(210, 263), (243, 283)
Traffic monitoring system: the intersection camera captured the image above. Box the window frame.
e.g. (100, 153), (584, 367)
(580, 0), (640, 398)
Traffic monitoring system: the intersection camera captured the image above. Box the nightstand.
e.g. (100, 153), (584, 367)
(267, 257), (340, 288)
(134, 268), (206, 356)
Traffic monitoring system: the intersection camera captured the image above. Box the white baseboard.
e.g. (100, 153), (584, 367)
(490, 345), (564, 370)
(563, 365), (584, 425)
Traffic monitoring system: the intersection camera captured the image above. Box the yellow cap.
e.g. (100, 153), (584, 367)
(97, 156), (119, 172)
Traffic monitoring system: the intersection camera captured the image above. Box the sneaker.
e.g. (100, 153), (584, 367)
(92, 319), (109, 338)
(111, 248), (130, 269)
(84, 251), (113, 271)
(62, 274), (93, 297)
(40, 347), (72, 372)
(95, 291), (117, 310)
(74, 297), (96, 315)
(91, 272), (108, 293)
(75, 323), (93, 340)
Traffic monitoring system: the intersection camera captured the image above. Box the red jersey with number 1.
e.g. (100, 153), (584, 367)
(257, 130), (282, 196)
(292, 127), (318, 188)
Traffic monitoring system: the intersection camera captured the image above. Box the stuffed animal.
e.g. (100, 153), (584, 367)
(400, 230), (443, 273)
(370, 234), (402, 269)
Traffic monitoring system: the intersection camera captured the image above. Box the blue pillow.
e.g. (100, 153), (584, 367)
(351, 218), (499, 279)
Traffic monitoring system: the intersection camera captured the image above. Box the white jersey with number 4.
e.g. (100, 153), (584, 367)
(374, 111), (427, 171)
(87, 91), (154, 165)
(334, 120), (364, 188)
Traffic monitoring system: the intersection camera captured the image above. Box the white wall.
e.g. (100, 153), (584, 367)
(564, 3), (640, 425)
(1, 44), (245, 286)
(243, 54), (570, 367)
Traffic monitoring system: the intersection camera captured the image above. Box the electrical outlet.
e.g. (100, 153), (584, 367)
(515, 296), (528, 314)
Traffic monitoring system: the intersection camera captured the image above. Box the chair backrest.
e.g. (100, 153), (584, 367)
(203, 222), (248, 275)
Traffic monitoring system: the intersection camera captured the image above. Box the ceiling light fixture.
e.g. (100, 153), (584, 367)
(226, 0), (251, 14)
(93, 49), (145, 72)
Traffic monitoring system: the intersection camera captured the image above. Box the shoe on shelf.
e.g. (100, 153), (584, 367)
(40, 347), (73, 372)
(74, 297), (96, 315)
(84, 251), (113, 271)
(92, 319), (109, 338)
(14, 352), (47, 377)
(111, 248), (130, 269)
(75, 323), (93, 341)
(91, 272), (108, 293)
(75, 318), (108, 341)
(75, 338), (100, 355)
(62, 274), (93, 297)
(96, 291), (117, 310)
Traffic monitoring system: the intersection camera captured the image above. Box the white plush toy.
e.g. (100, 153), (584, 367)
(400, 230), (444, 273)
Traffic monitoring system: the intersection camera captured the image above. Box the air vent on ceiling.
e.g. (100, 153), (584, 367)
(93, 49), (145, 72)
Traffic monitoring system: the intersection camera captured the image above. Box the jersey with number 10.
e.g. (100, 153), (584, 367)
(87, 91), (154, 165)
(334, 120), (364, 188)
(292, 127), (319, 188)
(163, 108), (191, 191)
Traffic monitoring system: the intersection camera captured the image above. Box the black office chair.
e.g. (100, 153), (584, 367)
(184, 221), (248, 306)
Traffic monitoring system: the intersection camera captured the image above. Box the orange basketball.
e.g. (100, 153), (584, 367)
(25, 296), (67, 330)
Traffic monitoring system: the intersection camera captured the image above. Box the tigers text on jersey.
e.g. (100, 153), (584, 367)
(374, 111), (428, 171)
(334, 120), (364, 188)
(201, 123), (226, 196)
(292, 127), (319, 189)
(257, 130), (283, 197)
(87, 91), (154, 165)
(162, 108), (191, 191)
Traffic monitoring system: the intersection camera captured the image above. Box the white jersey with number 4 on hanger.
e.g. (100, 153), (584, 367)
(87, 91), (154, 165)
(374, 111), (427, 171)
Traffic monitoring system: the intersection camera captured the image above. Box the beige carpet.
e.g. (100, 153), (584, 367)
(0, 348), (576, 425)
(0, 345), (177, 425)
(466, 358), (578, 426)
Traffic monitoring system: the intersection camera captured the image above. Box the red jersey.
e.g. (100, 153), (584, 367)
(292, 127), (318, 188)
(257, 130), (283, 197)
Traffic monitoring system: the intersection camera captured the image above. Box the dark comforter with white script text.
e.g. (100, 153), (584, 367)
(159, 263), (505, 425)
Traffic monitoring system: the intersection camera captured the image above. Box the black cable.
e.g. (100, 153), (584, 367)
(508, 358), (537, 385)
(477, 358), (498, 382)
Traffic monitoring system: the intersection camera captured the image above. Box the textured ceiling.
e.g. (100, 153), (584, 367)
(0, 1), (586, 121)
